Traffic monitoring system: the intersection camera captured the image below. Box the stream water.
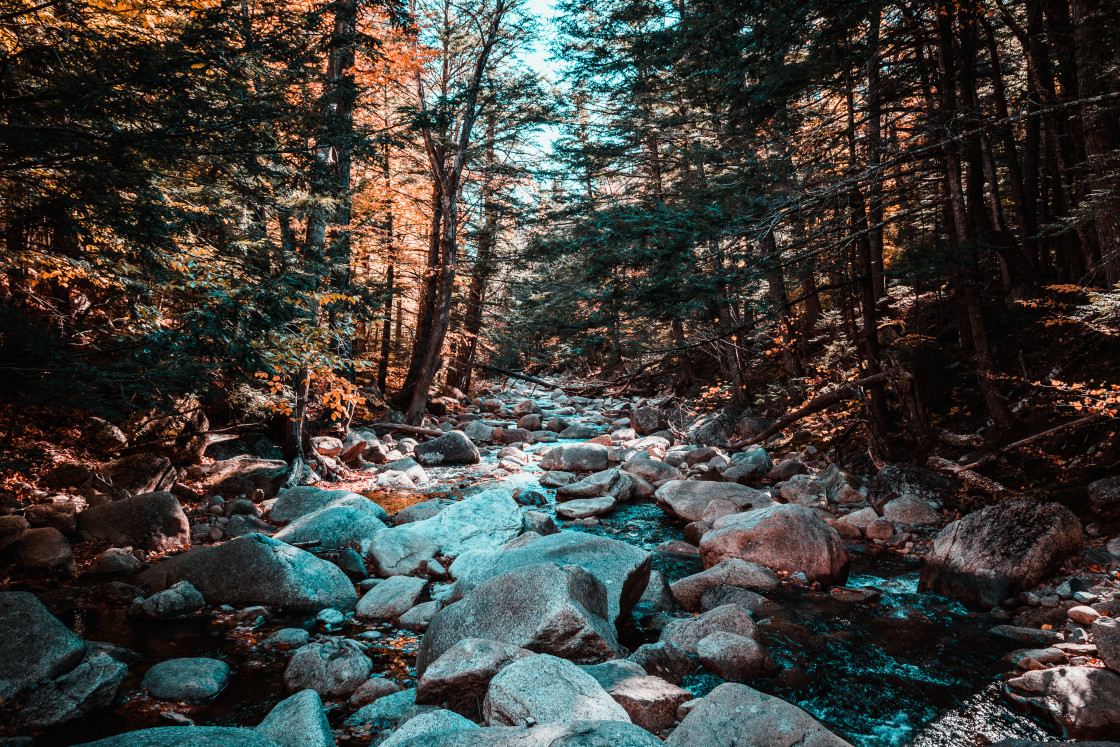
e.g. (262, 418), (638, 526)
(32, 429), (1062, 746)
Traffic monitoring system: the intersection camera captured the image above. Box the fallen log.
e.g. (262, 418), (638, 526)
(475, 363), (558, 389)
(948, 412), (1110, 473)
(729, 373), (889, 449)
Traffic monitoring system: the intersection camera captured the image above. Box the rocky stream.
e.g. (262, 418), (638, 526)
(2, 383), (1120, 746)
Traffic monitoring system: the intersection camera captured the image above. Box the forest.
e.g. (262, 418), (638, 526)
(1, 0), (1119, 744)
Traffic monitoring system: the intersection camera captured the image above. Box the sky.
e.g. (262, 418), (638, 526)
(523, 0), (561, 155)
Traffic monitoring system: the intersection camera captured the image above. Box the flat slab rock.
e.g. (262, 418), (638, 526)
(77, 727), (282, 746)
(1006, 665), (1120, 739)
(482, 654), (631, 726)
(381, 720), (662, 747)
(654, 481), (776, 523)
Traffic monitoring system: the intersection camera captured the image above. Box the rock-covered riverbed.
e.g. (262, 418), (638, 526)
(2, 383), (1120, 746)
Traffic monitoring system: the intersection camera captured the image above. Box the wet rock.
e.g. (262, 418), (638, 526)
(17, 526), (75, 571)
(666, 682), (852, 746)
(722, 448), (772, 484)
(283, 639), (372, 698)
(344, 688), (436, 732)
(521, 510), (558, 536)
(869, 463), (958, 513)
(255, 689), (334, 747)
(356, 576), (427, 621)
(102, 453), (174, 495)
(141, 580), (206, 619)
(700, 585), (774, 614)
(380, 721), (662, 747)
(349, 677), (403, 708)
(381, 490), (523, 559)
(990, 625), (1063, 646)
(1092, 616), (1120, 673)
(368, 528), (441, 577)
(392, 498), (454, 525)
(139, 533), (357, 612)
(483, 654), (630, 726)
(0, 514), (28, 551)
(670, 559), (780, 612)
(882, 495), (939, 525)
(1088, 477), (1120, 519)
(417, 563), (621, 676)
(559, 423), (599, 439)
(539, 471), (577, 488)
(696, 631), (772, 682)
(78, 492), (190, 552)
(89, 547), (145, 576)
(557, 469), (634, 501)
(557, 497), (616, 520)
(919, 500), (1083, 607)
(539, 443), (610, 473)
(381, 710), (479, 747)
(414, 431), (481, 466)
(655, 481), (776, 523)
(142, 658), (229, 703)
(447, 532), (651, 625)
(417, 639), (534, 718)
(818, 464), (865, 504)
(273, 505), (386, 549)
(700, 504), (850, 587)
(77, 726), (281, 746)
(262, 628), (310, 650)
(463, 420), (495, 443)
(628, 641), (695, 685)
(660, 604), (757, 656)
(23, 653), (128, 727)
(1006, 665), (1120, 739)
(200, 456), (289, 500)
(779, 475), (827, 509)
(865, 520), (894, 541)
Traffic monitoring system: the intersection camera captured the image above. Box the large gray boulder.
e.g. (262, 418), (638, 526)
(0, 591), (86, 700)
(270, 487), (389, 525)
(869, 463), (958, 513)
(77, 727), (281, 746)
(368, 528), (442, 577)
(101, 453), (174, 495)
(417, 639), (534, 718)
(655, 481), (776, 523)
(273, 505), (386, 549)
(483, 654), (630, 727)
(138, 533), (357, 612)
(201, 456), (289, 499)
(919, 500), (1083, 607)
(580, 660), (691, 732)
(448, 532), (651, 625)
(380, 710), (478, 747)
(23, 653), (128, 727)
(700, 504), (850, 586)
(283, 639), (372, 698)
(556, 469), (634, 502)
(659, 604), (757, 656)
(630, 407), (668, 436)
(16, 526), (75, 571)
(1088, 477), (1120, 518)
(78, 492), (190, 552)
(416, 563), (621, 676)
(670, 559), (780, 612)
(377, 490), (523, 559)
(381, 721), (661, 747)
(621, 453), (683, 484)
(1006, 666), (1120, 739)
(141, 657), (229, 702)
(667, 683), (852, 747)
(414, 431), (481, 465)
(355, 576), (427, 621)
(539, 444), (610, 473)
(255, 689), (334, 747)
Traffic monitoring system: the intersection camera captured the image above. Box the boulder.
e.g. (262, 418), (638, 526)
(919, 500), (1083, 607)
(1093, 616), (1120, 673)
(0, 591), (85, 699)
(368, 529), (441, 577)
(283, 639), (372, 698)
(201, 456), (289, 499)
(255, 689), (334, 747)
(349, 677), (403, 709)
(0, 514), (28, 552)
(102, 453), (174, 495)
(1088, 476), (1120, 519)
(270, 487), (389, 525)
(380, 710), (478, 747)
(556, 469), (633, 501)
(343, 688), (435, 733)
(89, 547), (144, 576)
(621, 453), (683, 484)
(16, 526), (75, 571)
(416, 563), (621, 676)
(666, 683), (852, 746)
(696, 632), (772, 681)
(1006, 666), (1120, 739)
(81, 417), (129, 454)
(414, 431), (481, 465)
(392, 498), (454, 526)
(580, 661), (690, 732)
(660, 604), (757, 656)
(670, 559), (780, 612)
(417, 639), (534, 718)
(778, 475), (827, 509)
(631, 407), (668, 436)
(23, 653), (128, 727)
(700, 504), (850, 587)
(140, 580), (206, 619)
(627, 641), (695, 685)
(539, 443), (610, 473)
(482, 654), (630, 727)
(882, 495), (939, 525)
(687, 414), (731, 447)
(463, 421), (495, 443)
(559, 424), (599, 439)
(374, 721), (662, 747)
(355, 576), (427, 621)
(655, 481), (776, 523)
(78, 492), (190, 552)
(383, 490), (523, 559)
(818, 464), (865, 504)
(869, 463), (958, 513)
(138, 533), (357, 612)
(557, 497), (616, 520)
(447, 532), (651, 625)
(77, 727), (281, 746)
(142, 657), (229, 702)
(273, 505), (386, 549)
